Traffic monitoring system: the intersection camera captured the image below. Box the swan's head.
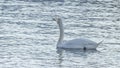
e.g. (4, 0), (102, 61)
(53, 17), (62, 24)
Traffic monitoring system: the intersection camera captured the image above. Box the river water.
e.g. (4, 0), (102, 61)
(0, 0), (120, 68)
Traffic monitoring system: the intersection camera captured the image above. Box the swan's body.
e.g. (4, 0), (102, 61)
(53, 17), (102, 49)
(58, 38), (98, 49)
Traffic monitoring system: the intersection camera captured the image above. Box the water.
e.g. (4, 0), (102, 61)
(0, 0), (120, 68)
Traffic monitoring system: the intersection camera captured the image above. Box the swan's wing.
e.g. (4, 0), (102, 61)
(62, 38), (98, 49)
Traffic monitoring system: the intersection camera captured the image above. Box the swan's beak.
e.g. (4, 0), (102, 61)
(52, 18), (56, 21)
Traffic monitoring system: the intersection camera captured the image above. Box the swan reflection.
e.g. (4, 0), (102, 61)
(56, 48), (100, 67)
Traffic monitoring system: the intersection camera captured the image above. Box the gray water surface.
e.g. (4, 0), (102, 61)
(0, 0), (120, 68)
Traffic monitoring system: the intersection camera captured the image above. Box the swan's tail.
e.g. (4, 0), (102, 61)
(97, 40), (104, 46)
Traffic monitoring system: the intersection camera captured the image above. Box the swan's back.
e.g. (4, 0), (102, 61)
(58, 38), (98, 49)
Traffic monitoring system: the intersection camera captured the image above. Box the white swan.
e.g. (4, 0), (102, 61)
(53, 16), (102, 50)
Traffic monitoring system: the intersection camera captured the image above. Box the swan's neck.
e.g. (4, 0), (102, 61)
(57, 19), (64, 46)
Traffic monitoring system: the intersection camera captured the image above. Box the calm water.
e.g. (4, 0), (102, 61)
(0, 0), (120, 68)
